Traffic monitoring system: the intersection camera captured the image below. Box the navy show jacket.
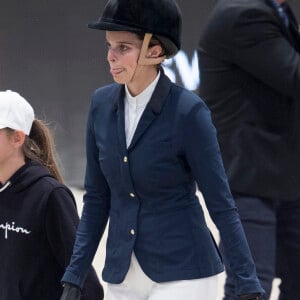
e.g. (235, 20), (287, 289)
(62, 73), (263, 295)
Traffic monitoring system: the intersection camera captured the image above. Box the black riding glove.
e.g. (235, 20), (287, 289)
(239, 293), (264, 300)
(60, 283), (81, 300)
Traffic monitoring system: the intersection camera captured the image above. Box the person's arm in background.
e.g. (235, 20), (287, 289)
(45, 187), (104, 300)
(230, 6), (300, 99)
(199, 4), (300, 100)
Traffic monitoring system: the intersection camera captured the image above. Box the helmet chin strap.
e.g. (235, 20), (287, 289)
(138, 33), (166, 65)
(128, 33), (166, 86)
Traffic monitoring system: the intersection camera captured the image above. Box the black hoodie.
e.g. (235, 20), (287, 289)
(0, 161), (103, 300)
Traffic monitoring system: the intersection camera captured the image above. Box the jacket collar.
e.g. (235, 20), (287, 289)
(113, 71), (172, 151)
(113, 70), (171, 115)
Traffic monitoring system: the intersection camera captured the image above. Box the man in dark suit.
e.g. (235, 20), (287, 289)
(198, 0), (300, 299)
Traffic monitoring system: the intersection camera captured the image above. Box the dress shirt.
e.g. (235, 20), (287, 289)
(124, 72), (160, 147)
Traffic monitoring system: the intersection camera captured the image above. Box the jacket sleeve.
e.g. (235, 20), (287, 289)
(45, 187), (104, 299)
(230, 6), (300, 99)
(182, 100), (263, 295)
(61, 97), (110, 289)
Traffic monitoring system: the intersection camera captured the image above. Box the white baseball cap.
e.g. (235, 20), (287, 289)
(0, 90), (35, 135)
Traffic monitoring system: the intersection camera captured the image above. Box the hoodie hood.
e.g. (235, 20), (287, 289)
(0, 161), (54, 193)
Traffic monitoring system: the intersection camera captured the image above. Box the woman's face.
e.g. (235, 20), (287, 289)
(106, 31), (143, 84)
(0, 128), (25, 183)
(0, 129), (15, 167)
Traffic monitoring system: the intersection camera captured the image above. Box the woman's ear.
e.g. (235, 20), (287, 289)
(11, 130), (26, 148)
(148, 45), (164, 58)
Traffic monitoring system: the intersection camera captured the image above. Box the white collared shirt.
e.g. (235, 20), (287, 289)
(124, 72), (160, 147)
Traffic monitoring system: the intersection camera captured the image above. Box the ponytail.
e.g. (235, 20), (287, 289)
(23, 119), (64, 184)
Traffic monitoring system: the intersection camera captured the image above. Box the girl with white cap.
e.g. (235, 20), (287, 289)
(0, 90), (103, 300)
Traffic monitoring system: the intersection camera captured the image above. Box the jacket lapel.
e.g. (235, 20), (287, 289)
(127, 73), (172, 151)
(113, 85), (127, 152)
(266, 0), (300, 48)
(285, 4), (300, 51)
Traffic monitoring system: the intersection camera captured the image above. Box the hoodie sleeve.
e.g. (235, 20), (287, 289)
(45, 187), (104, 299)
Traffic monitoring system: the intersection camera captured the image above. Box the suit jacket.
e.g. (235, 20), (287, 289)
(62, 73), (263, 295)
(198, 0), (300, 201)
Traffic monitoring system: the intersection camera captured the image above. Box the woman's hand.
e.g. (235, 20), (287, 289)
(60, 283), (81, 300)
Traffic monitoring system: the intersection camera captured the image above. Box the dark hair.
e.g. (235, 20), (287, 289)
(7, 120), (63, 183)
(136, 33), (166, 53)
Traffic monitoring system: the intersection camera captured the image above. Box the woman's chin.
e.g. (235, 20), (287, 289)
(112, 75), (126, 84)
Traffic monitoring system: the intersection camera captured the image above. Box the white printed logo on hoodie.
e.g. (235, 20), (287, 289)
(0, 221), (31, 239)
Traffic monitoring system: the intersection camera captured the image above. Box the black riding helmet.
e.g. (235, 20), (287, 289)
(88, 0), (182, 58)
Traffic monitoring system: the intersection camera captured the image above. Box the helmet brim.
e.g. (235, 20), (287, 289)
(88, 21), (143, 34)
(88, 21), (179, 58)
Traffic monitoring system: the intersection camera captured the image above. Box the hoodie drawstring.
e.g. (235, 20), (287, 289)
(0, 181), (11, 193)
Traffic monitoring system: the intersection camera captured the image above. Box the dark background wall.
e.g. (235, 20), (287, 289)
(1, 0), (299, 186)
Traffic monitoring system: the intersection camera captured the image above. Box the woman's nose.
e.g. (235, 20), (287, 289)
(107, 48), (116, 62)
